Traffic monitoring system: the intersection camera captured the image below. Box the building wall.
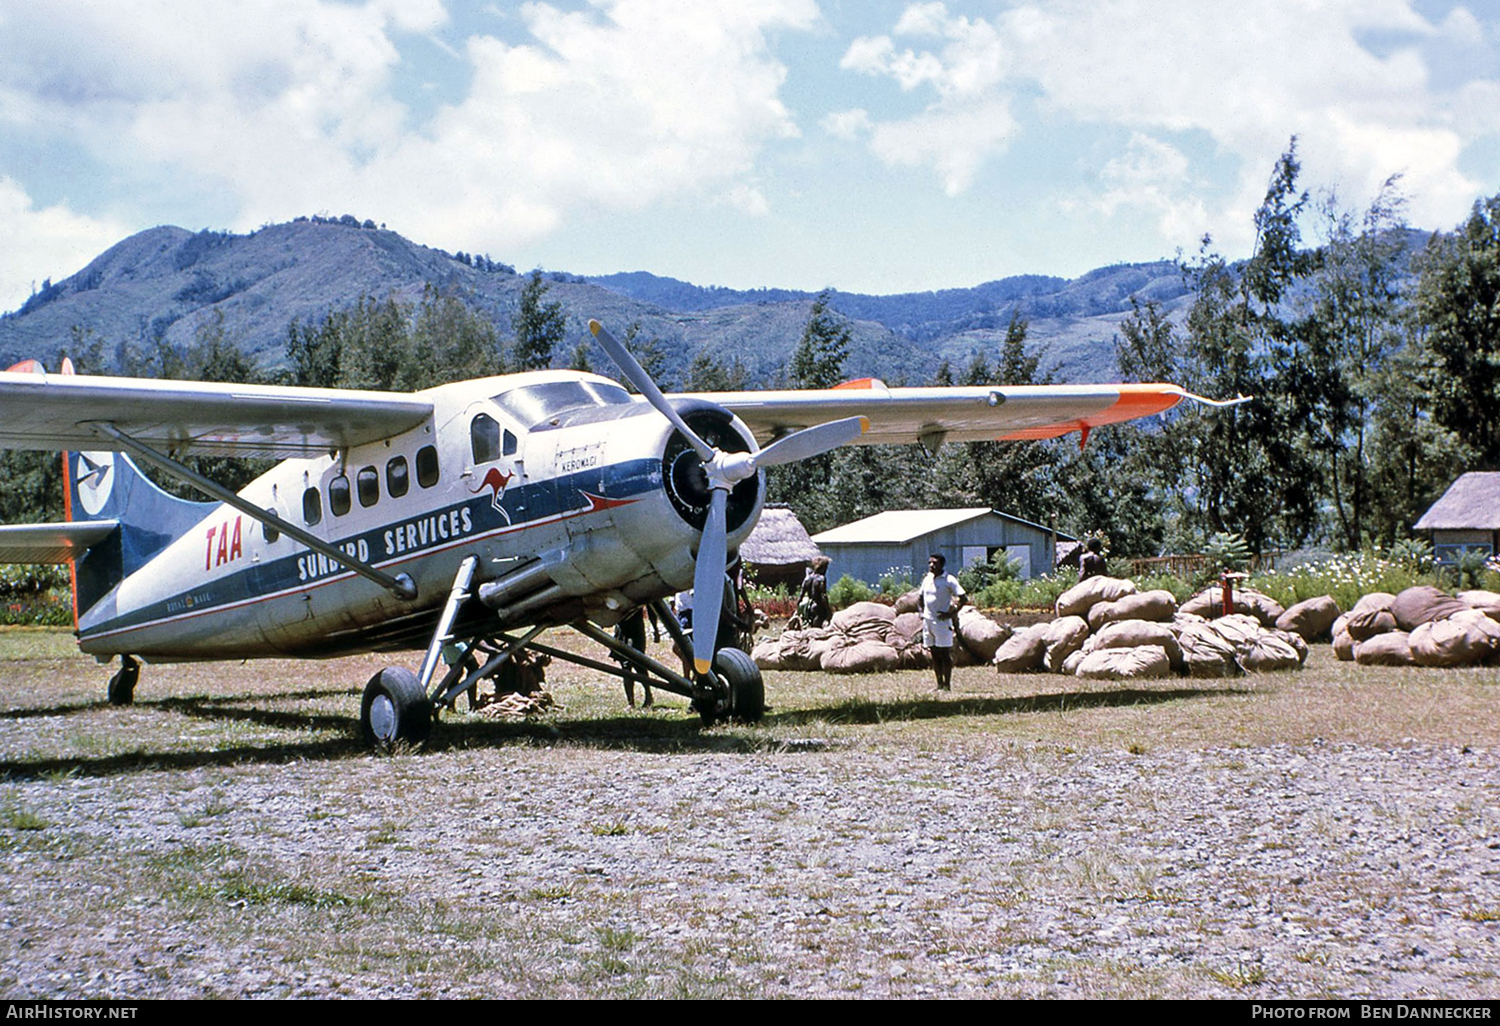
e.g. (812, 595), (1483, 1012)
(820, 514), (1060, 585)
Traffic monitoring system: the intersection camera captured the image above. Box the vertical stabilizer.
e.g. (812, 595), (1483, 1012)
(65, 449), (216, 616)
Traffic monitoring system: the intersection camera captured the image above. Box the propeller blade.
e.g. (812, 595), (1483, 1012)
(752, 416), (868, 468)
(590, 319), (714, 463)
(691, 488), (728, 674)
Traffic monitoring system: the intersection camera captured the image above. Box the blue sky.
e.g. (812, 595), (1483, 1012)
(2, 0), (1498, 312)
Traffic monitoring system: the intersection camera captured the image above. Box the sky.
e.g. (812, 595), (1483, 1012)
(2, 0), (1498, 313)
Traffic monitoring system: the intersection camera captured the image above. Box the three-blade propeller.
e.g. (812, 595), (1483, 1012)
(590, 319), (866, 673)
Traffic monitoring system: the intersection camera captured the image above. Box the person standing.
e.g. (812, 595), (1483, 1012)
(612, 606), (652, 709)
(920, 553), (967, 691)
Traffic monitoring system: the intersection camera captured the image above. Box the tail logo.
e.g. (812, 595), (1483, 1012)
(76, 451), (115, 516)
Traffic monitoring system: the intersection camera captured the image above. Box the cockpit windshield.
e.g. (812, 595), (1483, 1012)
(492, 380), (632, 427)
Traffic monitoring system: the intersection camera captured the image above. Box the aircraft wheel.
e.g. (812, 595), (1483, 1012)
(715, 647), (764, 724)
(107, 656), (140, 706)
(361, 667), (431, 750)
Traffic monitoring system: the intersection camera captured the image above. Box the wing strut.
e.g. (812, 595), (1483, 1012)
(89, 422), (418, 601)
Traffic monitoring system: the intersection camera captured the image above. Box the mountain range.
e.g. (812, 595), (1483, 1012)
(0, 216), (1199, 386)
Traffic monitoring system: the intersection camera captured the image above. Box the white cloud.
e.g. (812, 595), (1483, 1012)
(0, 0), (817, 267)
(0, 178), (128, 314)
(837, 2), (1015, 193)
(834, 0), (1500, 252)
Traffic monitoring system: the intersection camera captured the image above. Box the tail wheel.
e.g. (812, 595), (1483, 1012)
(361, 667), (431, 749)
(107, 656), (140, 706)
(709, 647), (764, 725)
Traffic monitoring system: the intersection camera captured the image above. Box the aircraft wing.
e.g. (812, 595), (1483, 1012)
(0, 371), (433, 457)
(685, 381), (1194, 446)
(0, 521), (119, 563)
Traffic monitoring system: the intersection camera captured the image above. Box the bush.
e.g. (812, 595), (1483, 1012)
(828, 574), (875, 609)
(1248, 550), (1442, 610)
(877, 566), (914, 596)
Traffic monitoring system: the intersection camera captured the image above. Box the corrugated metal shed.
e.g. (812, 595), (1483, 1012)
(812, 508), (1074, 584)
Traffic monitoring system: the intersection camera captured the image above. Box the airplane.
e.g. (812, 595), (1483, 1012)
(0, 321), (1244, 747)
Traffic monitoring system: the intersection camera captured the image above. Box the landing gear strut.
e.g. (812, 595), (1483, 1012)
(107, 655), (140, 706)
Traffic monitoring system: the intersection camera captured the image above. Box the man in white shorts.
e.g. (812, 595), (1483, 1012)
(920, 553), (966, 691)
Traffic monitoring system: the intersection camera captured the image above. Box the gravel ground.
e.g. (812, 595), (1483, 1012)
(1, 736), (1496, 998)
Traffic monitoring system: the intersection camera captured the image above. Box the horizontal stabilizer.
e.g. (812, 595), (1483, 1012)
(0, 521), (118, 564)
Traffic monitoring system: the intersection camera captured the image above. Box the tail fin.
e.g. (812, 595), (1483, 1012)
(65, 449), (216, 616)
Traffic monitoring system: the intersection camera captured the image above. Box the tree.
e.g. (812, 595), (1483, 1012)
(1299, 179), (1411, 548)
(788, 289), (850, 388)
(1413, 193), (1500, 468)
(512, 270), (566, 371)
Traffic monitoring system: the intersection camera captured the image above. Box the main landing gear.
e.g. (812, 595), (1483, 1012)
(357, 567), (764, 751)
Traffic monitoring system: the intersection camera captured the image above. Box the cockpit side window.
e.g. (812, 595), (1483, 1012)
(503, 429), (518, 457)
(471, 413), (501, 464)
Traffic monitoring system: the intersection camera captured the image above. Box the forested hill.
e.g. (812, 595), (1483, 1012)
(1, 216), (1195, 386)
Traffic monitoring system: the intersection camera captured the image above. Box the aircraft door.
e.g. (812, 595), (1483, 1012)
(464, 404), (530, 533)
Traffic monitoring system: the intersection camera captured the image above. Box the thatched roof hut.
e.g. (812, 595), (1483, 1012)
(1414, 472), (1500, 564)
(741, 505), (822, 588)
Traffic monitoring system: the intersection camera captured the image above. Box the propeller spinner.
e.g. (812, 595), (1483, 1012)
(589, 319), (867, 673)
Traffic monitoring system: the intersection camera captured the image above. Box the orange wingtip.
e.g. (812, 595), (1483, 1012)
(833, 377), (886, 390)
(5, 359), (45, 374)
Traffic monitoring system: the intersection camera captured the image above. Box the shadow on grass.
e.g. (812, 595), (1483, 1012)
(0, 682), (1258, 779)
(764, 685), (1260, 727)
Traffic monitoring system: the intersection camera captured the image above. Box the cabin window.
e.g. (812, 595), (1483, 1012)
(416, 445), (439, 488)
(302, 488), (322, 526)
(264, 509), (279, 544)
(357, 466), (379, 508)
(386, 456), (410, 498)
(471, 413), (501, 464)
(329, 474), (351, 517)
(503, 429), (518, 457)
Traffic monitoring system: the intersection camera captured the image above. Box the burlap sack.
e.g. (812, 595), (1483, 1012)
(956, 606), (1011, 662)
(1409, 619), (1492, 668)
(1086, 590), (1179, 632)
(1275, 595), (1341, 641)
(894, 589), (922, 615)
(887, 612), (924, 645)
(1346, 607), (1398, 642)
(1180, 587), (1280, 624)
(1054, 575), (1137, 618)
(1332, 627), (1355, 662)
(1206, 613), (1266, 654)
(821, 638), (902, 674)
(1459, 590), (1500, 622)
(1175, 622), (1242, 677)
(1354, 631), (1414, 666)
(992, 624), (1047, 673)
(1041, 616), (1091, 673)
(1090, 619), (1184, 669)
(751, 638), (784, 670)
(778, 628), (835, 671)
(1075, 645), (1173, 680)
(1390, 586), (1468, 632)
(1239, 632), (1304, 672)
(832, 601), (897, 640)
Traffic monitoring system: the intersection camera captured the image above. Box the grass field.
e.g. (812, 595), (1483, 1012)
(0, 626), (1496, 998)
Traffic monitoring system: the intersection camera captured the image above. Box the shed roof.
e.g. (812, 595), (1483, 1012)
(812, 508), (1073, 545)
(740, 506), (822, 566)
(1414, 472), (1500, 531)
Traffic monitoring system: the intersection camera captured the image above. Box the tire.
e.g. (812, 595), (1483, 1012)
(361, 667), (431, 749)
(714, 647), (764, 724)
(107, 657), (140, 706)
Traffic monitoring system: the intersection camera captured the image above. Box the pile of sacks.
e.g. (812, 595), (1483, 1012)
(1331, 586), (1500, 667)
(990, 576), (1320, 680)
(752, 600), (1011, 674)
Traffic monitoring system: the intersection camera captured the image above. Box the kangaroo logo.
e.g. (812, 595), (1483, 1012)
(471, 467), (515, 524)
(76, 451), (115, 516)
